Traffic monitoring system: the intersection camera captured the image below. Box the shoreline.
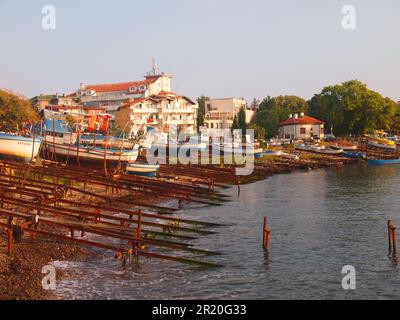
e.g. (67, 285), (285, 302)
(0, 152), (363, 300)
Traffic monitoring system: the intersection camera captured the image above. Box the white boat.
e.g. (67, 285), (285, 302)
(281, 152), (299, 160)
(365, 131), (397, 151)
(46, 142), (139, 165)
(0, 133), (42, 163)
(295, 144), (343, 155)
(330, 144), (358, 151)
(126, 163), (160, 177)
(310, 145), (343, 155)
(367, 140), (397, 151)
(213, 142), (264, 157)
(40, 119), (139, 165)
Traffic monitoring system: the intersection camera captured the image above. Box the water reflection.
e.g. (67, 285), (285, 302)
(53, 164), (400, 300)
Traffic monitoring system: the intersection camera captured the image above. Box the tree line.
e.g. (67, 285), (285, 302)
(197, 80), (400, 139)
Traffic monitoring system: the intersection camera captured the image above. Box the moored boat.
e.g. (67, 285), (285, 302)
(0, 133), (42, 163)
(330, 144), (358, 151)
(365, 131), (397, 151)
(295, 144), (343, 155)
(126, 163), (160, 177)
(368, 158), (400, 165)
(213, 142), (264, 157)
(342, 151), (366, 159)
(39, 119), (140, 165)
(367, 140), (397, 151)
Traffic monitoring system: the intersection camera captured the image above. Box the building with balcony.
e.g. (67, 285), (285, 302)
(115, 91), (197, 137)
(204, 98), (254, 129)
(76, 71), (172, 114)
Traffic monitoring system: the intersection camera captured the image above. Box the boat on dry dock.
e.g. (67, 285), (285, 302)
(330, 143), (358, 151)
(364, 131), (397, 151)
(38, 119), (139, 166)
(126, 163), (160, 177)
(295, 144), (343, 155)
(0, 133), (42, 163)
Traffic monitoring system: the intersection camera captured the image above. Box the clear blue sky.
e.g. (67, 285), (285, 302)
(0, 0), (399, 102)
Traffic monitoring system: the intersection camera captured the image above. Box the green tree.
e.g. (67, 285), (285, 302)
(196, 95), (209, 130)
(232, 115), (240, 130)
(254, 95), (308, 137)
(0, 89), (39, 131)
(247, 123), (266, 140)
(308, 80), (398, 135)
(238, 106), (247, 131)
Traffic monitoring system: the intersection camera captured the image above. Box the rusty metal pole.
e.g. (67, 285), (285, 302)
(104, 120), (110, 177)
(8, 227), (12, 255)
(388, 219), (393, 254)
(76, 127), (81, 168)
(263, 217), (270, 251)
(136, 209), (142, 240)
(392, 224), (397, 256)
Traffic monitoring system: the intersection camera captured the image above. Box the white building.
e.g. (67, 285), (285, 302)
(115, 91), (197, 137)
(76, 72), (172, 113)
(278, 113), (325, 140)
(204, 98), (254, 129)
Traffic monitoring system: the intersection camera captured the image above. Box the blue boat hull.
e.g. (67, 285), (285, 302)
(368, 158), (400, 165)
(343, 152), (366, 159)
(127, 171), (158, 177)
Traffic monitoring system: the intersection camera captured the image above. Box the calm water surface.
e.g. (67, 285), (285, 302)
(53, 163), (400, 299)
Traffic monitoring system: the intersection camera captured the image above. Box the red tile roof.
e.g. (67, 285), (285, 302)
(158, 91), (176, 96)
(84, 77), (159, 93)
(279, 115), (325, 126)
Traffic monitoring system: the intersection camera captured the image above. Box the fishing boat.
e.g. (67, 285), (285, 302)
(126, 163), (160, 177)
(367, 140), (397, 151)
(262, 150), (282, 156)
(310, 145), (343, 155)
(342, 151), (366, 159)
(295, 144), (343, 155)
(280, 152), (300, 160)
(368, 158), (400, 165)
(330, 144), (358, 151)
(0, 133), (42, 163)
(365, 131), (397, 151)
(213, 142), (264, 157)
(80, 134), (135, 150)
(39, 119), (140, 165)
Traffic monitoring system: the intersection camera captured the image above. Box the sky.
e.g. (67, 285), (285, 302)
(0, 0), (399, 102)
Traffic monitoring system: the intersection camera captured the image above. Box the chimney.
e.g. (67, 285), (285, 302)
(289, 114), (293, 118)
(294, 114), (298, 119)
(300, 112), (304, 117)
(80, 83), (86, 90)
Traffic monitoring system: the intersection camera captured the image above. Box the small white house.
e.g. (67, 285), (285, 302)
(279, 113), (325, 140)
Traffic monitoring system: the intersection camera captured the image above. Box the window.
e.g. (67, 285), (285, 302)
(300, 128), (306, 134)
(320, 127), (324, 134)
